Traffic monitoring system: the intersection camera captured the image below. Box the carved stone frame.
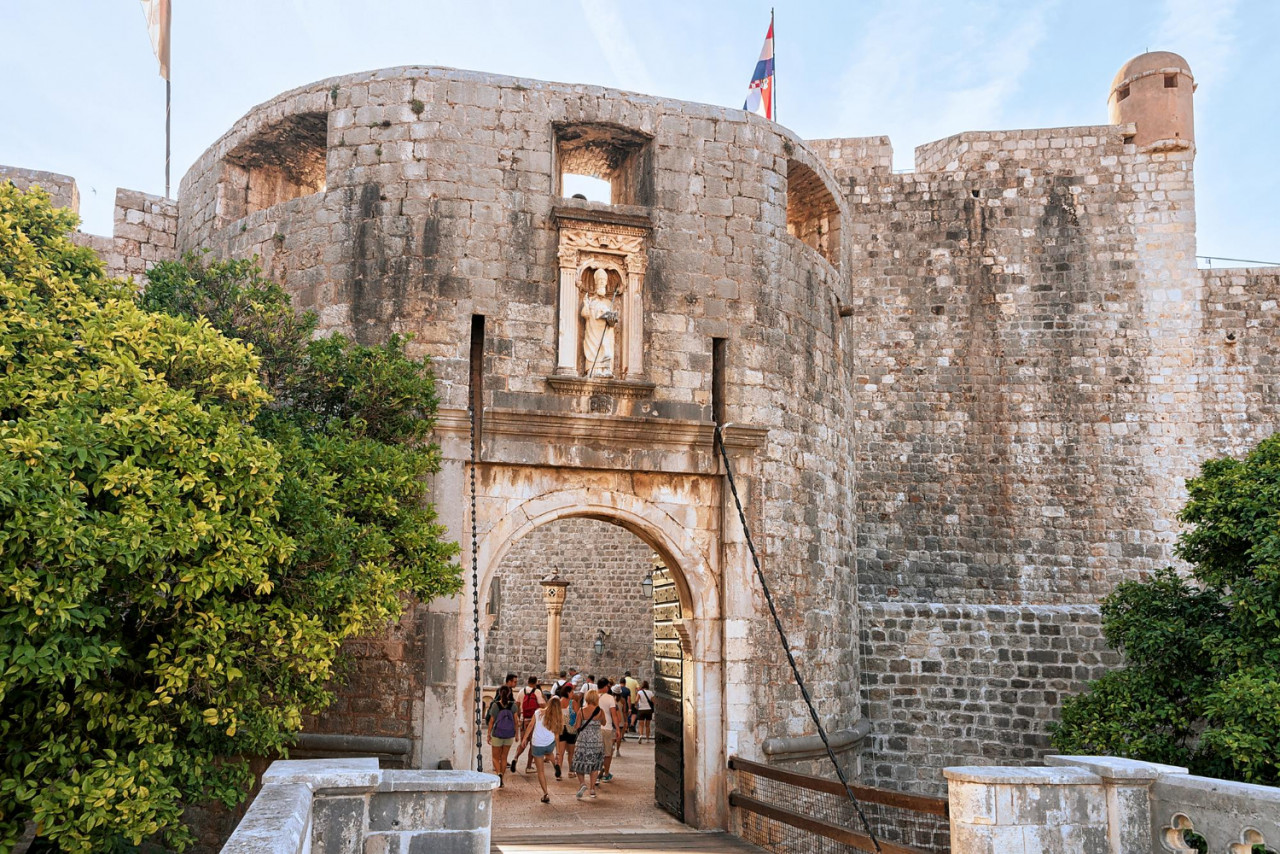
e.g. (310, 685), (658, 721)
(553, 207), (651, 380)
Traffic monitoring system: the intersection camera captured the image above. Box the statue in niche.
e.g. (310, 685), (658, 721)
(581, 268), (619, 377)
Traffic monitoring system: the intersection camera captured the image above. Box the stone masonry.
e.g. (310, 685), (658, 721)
(483, 517), (655, 686)
(9, 49), (1280, 824)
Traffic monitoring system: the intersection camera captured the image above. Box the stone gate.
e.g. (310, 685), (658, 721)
(10, 47), (1280, 830)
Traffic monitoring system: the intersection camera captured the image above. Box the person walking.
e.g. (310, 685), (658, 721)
(611, 678), (631, 749)
(510, 676), (546, 773)
(624, 671), (641, 735)
(596, 677), (622, 780)
(517, 693), (564, 804)
(485, 685), (519, 788)
(572, 689), (605, 798)
(554, 683), (578, 780)
(634, 680), (654, 744)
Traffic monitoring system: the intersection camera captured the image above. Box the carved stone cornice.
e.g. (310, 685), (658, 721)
(431, 407), (768, 474)
(544, 375), (656, 398)
(552, 204), (652, 231)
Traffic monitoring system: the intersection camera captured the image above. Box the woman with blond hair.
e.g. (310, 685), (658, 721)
(571, 689), (605, 798)
(518, 690), (564, 803)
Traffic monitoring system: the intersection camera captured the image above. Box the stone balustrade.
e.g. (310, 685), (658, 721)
(946, 755), (1280, 854)
(221, 758), (498, 854)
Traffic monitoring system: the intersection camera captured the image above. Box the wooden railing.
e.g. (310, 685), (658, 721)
(728, 757), (950, 854)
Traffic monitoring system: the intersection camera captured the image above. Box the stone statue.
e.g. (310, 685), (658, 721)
(581, 268), (619, 377)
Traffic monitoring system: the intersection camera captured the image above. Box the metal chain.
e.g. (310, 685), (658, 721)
(714, 423), (883, 854)
(468, 397), (483, 773)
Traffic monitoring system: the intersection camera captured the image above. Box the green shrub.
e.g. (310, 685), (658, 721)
(0, 185), (458, 851)
(1051, 434), (1280, 786)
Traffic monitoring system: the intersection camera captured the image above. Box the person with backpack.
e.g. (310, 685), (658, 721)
(509, 676), (546, 773)
(554, 682), (578, 780)
(634, 680), (655, 744)
(485, 685), (518, 788)
(517, 692), (564, 804)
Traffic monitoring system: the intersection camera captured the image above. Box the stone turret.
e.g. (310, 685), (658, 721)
(1108, 50), (1195, 151)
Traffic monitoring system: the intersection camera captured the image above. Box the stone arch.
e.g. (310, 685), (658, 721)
(458, 483), (724, 827)
(219, 112), (328, 225)
(475, 487), (715, 629)
(785, 158), (842, 267)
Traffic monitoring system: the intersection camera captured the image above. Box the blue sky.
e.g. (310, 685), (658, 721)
(1, 1), (1276, 264)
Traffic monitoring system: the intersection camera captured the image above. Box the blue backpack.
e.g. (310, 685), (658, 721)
(492, 703), (517, 739)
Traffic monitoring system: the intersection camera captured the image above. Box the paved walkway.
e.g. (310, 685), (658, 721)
(490, 739), (687, 832)
(490, 739), (763, 852)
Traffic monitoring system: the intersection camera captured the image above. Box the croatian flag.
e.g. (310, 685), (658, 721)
(743, 19), (775, 120)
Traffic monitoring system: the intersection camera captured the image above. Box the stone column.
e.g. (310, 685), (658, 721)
(540, 577), (570, 676)
(623, 254), (646, 379)
(555, 250), (579, 375)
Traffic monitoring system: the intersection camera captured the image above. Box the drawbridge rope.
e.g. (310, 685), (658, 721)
(714, 423), (883, 854)
(468, 399), (483, 773)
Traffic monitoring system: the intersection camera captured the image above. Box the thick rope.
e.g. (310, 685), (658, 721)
(714, 423), (882, 853)
(468, 399), (483, 773)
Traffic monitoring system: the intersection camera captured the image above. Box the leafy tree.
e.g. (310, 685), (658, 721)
(139, 254), (461, 633)
(1052, 434), (1280, 785)
(0, 185), (458, 852)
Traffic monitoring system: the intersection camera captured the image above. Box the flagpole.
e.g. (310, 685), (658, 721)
(771, 8), (776, 123)
(165, 78), (171, 198)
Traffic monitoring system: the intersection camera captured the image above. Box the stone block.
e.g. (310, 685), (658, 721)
(311, 796), (366, 854)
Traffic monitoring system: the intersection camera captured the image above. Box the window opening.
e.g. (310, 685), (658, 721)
(561, 173), (612, 204)
(785, 160), (841, 266)
(555, 122), (653, 206)
(1164, 74), (1178, 88)
(219, 112), (327, 223)
(469, 315), (486, 454)
(712, 338), (727, 426)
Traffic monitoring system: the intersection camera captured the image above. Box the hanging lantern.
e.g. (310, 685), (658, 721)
(641, 572), (654, 598)
(594, 629), (605, 655)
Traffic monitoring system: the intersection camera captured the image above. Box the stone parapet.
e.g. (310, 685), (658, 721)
(947, 756), (1280, 854)
(221, 758), (498, 854)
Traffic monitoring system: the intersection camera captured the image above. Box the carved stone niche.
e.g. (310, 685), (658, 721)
(551, 206), (653, 395)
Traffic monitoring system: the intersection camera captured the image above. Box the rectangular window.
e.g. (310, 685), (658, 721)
(469, 315), (485, 458)
(1117, 85), (1130, 101)
(711, 337), (727, 427)
(1164, 74), (1178, 88)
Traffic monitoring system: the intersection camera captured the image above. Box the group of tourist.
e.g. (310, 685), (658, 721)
(484, 668), (656, 803)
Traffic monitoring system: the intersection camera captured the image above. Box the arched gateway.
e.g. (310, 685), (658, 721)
(469, 479), (717, 824)
(426, 415), (771, 828)
(176, 64), (865, 830)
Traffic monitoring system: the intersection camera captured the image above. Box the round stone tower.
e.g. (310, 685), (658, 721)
(1108, 50), (1194, 151)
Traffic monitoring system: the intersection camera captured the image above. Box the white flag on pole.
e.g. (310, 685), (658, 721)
(140, 0), (171, 80)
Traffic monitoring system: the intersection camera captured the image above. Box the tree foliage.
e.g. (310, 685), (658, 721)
(1051, 434), (1280, 785)
(0, 185), (458, 852)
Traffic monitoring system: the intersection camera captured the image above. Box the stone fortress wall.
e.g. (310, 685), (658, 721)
(0, 165), (177, 284)
(8, 50), (1280, 809)
(166, 66), (861, 793)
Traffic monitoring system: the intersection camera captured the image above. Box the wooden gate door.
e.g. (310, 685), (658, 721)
(652, 564), (685, 821)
